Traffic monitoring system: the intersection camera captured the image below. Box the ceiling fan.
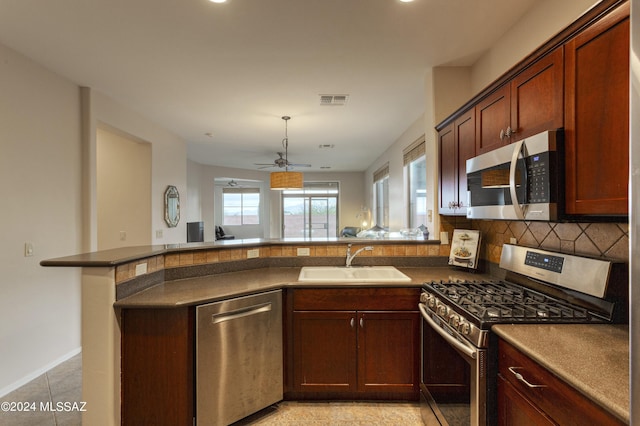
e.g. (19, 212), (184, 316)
(254, 116), (311, 170)
(254, 152), (311, 170)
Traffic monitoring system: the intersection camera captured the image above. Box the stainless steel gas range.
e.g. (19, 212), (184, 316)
(418, 244), (628, 426)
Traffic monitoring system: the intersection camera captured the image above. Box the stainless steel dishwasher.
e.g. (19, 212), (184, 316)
(196, 290), (283, 426)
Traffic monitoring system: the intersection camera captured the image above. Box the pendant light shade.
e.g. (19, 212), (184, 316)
(270, 170), (304, 190)
(270, 116), (304, 190)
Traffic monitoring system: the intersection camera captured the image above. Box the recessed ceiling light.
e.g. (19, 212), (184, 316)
(209, 0), (227, 3)
(399, 0), (414, 2)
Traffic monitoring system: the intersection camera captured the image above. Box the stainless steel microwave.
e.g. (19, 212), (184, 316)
(466, 129), (563, 221)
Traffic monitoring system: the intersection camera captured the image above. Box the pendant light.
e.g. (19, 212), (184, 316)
(270, 116), (304, 190)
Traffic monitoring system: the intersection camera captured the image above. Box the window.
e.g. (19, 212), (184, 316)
(222, 188), (260, 225)
(373, 163), (389, 229)
(282, 182), (339, 239)
(404, 137), (427, 228)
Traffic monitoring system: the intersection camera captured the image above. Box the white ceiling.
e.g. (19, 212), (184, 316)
(0, 0), (536, 172)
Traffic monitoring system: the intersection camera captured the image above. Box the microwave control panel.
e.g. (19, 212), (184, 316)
(526, 152), (553, 203)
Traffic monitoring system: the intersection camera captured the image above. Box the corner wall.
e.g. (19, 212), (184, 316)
(0, 42), (82, 395)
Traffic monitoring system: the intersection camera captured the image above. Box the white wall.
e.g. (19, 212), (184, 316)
(83, 89), (188, 247)
(364, 115), (429, 232)
(97, 127), (152, 250)
(0, 43), (82, 395)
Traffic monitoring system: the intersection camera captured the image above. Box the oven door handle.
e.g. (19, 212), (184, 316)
(509, 139), (526, 220)
(419, 304), (477, 360)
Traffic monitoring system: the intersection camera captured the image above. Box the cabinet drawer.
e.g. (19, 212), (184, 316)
(293, 288), (420, 311)
(498, 339), (623, 425)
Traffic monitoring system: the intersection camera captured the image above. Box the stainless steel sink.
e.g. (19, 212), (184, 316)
(298, 266), (411, 283)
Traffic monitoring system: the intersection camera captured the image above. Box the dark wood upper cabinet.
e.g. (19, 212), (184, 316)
(564, 1), (630, 216)
(437, 0), (629, 219)
(475, 84), (511, 155)
(510, 47), (564, 140)
(475, 47), (564, 156)
(439, 109), (475, 215)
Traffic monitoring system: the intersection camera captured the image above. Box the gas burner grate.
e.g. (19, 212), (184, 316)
(426, 279), (593, 323)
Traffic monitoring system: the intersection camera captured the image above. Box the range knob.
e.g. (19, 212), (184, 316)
(449, 314), (460, 328)
(460, 322), (471, 335)
(437, 304), (447, 317)
(427, 295), (437, 308)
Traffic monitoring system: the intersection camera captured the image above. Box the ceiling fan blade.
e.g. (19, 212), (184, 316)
(289, 163), (312, 167)
(256, 165), (275, 169)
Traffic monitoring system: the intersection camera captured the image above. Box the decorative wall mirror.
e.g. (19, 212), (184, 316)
(164, 185), (180, 227)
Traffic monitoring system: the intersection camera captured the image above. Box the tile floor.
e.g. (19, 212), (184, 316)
(0, 354), (425, 425)
(235, 401), (425, 425)
(0, 353), (82, 426)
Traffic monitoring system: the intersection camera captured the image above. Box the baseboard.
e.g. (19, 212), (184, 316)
(0, 347), (82, 398)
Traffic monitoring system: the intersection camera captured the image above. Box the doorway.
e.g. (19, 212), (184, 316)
(281, 183), (339, 239)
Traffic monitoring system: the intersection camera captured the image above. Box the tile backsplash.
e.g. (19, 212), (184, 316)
(440, 216), (629, 264)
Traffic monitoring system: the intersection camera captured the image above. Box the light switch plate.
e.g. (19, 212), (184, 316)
(24, 242), (34, 257)
(440, 231), (449, 245)
(135, 263), (147, 276)
(297, 248), (310, 256)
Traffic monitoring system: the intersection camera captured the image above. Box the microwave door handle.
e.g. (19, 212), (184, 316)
(509, 140), (526, 220)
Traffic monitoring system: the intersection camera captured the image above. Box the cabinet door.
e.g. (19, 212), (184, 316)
(510, 47), (564, 140)
(439, 110), (475, 215)
(475, 84), (510, 155)
(564, 2), (629, 215)
(357, 311), (419, 396)
(497, 375), (555, 426)
(293, 311), (357, 392)
(438, 123), (457, 214)
(456, 111), (476, 211)
(121, 308), (194, 426)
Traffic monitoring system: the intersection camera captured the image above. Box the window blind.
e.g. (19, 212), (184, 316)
(373, 163), (389, 182)
(403, 136), (426, 166)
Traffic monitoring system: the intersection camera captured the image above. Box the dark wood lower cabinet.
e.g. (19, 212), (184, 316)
(120, 287), (420, 425)
(293, 310), (357, 393)
(287, 288), (420, 400)
(121, 307), (194, 426)
(498, 339), (624, 425)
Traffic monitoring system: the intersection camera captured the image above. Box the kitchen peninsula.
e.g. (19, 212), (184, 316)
(41, 236), (630, 425)
(41, 238), (459, 425)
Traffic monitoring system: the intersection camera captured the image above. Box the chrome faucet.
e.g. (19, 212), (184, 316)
(345, 244), (374, 267)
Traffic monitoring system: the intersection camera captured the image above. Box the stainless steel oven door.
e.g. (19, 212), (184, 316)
(419, 303), (487, 426)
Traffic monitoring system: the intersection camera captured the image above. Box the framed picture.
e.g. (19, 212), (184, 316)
(448, 229), (481, 269)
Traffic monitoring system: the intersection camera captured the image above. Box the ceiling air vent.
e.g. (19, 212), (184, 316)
(319, 94), (349, 106)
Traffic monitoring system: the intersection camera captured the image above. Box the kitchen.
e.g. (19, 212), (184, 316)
(0, 0), (638, 425)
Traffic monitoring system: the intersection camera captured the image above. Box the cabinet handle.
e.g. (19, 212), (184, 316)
(360, 318), (364, 328)
(506, 126), (517, 138)
(500, 128), (506, 140)
(350, 318), (355, 328)
(508, 367), (547, 388)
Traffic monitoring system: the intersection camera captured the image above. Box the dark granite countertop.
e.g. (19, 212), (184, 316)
(493, 323), (629, 423)
(41, 238), (440, 267)
(114, 266), (484, 308)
